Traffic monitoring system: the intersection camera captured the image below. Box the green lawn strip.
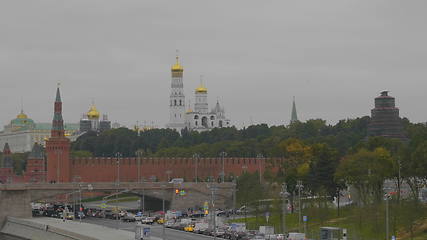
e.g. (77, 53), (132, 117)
(229, 205), (426, 240)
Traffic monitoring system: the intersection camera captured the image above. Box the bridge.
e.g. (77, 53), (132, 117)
(0, 182), (235, 228)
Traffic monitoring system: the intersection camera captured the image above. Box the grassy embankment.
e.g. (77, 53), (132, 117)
(231, 203), (427, 240)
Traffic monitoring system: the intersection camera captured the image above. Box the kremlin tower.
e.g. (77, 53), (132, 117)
(166, 55), (186, 132)
(46, 86), (71, 183)
(367, 91), (407, 140)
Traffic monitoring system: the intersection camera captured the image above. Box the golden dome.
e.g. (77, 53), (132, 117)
(195, 85), (207, 93)
(171, 56), (183, 72)
(17, 111), (28, 119)
(87, 105), (100, 119)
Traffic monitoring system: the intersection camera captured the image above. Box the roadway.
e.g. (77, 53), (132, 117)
(81, 218), (225, 240)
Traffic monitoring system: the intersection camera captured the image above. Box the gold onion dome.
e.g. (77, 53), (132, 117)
(171, 56), (184, 72)
(17, 111), (28, 119)
(87, 105), (100, 119)
(195, 85), (207, 93)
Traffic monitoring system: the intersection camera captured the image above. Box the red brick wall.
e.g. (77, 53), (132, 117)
(46, 138), (71, 183)
(69, 157), (284, 183)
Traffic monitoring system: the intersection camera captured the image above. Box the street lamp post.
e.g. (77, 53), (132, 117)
(384, 191), (392, 240)
(296, 180), (304, 232)
(115, 152), (122, 229)
(281, 183), (290, 234)
(136, 150), (144, 213)
(193, 153), (200, 183)
(162, 184), (166, 240)
(208, 183), (218, 240)
(220, 151), (227, 183)
(232, 179), (237, 221)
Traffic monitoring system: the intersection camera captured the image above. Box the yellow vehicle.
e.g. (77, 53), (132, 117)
(157, 218), (165, 224)
(184, 224), (194, 232)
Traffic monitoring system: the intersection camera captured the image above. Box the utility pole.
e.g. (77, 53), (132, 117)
(220, 151), (227, 183)
(296, 180), (303, 232)
(281, 183), (290, 234)
(193, 153), (200, 183)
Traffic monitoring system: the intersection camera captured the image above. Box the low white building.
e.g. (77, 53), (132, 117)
(185, 85), (230, 132)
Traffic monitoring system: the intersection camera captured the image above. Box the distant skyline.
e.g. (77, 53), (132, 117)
(1, 1), (426, 129)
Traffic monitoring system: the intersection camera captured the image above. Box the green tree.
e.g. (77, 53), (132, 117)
(335, 147), (394, 205)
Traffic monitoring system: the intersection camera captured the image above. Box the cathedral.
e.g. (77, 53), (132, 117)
(166, 56), (231, 132)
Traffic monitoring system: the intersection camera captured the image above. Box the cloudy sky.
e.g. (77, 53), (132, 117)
(1, 0), (426, 128)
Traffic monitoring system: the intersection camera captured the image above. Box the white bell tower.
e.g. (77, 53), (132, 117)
(166, 53), (186, 132)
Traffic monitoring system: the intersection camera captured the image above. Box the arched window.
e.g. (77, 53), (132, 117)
(179, 100), (182, 106)
(195, 121), (198, 126)
(194, 115), (199, 120)
(202, 116), (208, 127)
(210, 116), (215, 120)
(174, 99), (177, 106)
(219, 120), (223, 127)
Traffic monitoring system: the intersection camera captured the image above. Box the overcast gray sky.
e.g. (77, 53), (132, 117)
(1, 0), (426, 129)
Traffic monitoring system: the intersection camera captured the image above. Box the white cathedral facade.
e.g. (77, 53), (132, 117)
(166, 56), (230, 133)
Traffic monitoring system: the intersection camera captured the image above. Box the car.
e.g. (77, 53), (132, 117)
(75, 211), (85, 219)
(169, 178), (184, 184)
(184, 224), (194, 232)
(141, 216), (155, 224)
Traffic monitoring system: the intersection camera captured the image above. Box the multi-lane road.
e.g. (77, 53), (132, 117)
(82, 218), (224, 240)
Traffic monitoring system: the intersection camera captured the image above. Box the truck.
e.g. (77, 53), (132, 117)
(259, 226), (274, 235)
(287, 232), (306, 240)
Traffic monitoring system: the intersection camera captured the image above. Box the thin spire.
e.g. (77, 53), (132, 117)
(176, 49), (179, 64)
(291, 96), (298, 124)
(55, 83), (62, 102)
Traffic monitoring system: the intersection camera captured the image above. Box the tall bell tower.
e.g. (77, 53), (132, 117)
(166, 53), (186, 132)
(46, 85), (71, 183)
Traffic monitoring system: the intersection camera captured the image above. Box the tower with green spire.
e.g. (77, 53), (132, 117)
(290, 96), (298, 124)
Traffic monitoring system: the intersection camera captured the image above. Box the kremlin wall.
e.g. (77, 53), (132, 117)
(0, 86), (277, 184)
(0, 58), (407, 184)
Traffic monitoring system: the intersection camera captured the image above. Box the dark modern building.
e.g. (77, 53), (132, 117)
(367, 91), (407, 140)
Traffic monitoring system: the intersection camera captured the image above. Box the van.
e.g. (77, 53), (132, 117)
(169, 178), (184, 184)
